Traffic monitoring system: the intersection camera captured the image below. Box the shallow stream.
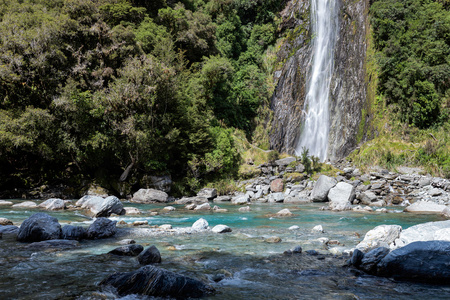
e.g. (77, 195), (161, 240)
(1, 200), (449, 299)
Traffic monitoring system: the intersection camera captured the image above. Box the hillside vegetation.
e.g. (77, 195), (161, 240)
(0, 0), (282, 194)
(350, 0), (450, 177)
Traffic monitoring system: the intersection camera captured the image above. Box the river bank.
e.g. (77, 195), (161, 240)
(1, 159), (450, 299)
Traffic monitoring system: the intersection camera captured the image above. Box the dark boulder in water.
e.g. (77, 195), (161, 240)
(17, 213), (61, 242)
(377, 241), (450, 284)
(138, 245), (161, 265)
(86, 218), (116, 239)
(109, 244), (144, 256)
(100, 265), (215, 298)
(61, 225), (87, 240)
(26, 239), (80, 250)
(359, 247), (390, 274)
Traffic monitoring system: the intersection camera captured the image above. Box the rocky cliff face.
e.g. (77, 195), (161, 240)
(270, 0), (370, 161)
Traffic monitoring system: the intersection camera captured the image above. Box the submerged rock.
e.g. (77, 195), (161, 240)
(212, 225), (232, 233)
(100, 265), (214, 298)
(17, 213), (61, 242)
(26, 239), (79, 251)
(377, 241), (450, 284)
(138, 245), (162, 265)
(276, 208), (293, 217)
(61, 225), (87, 241)
(359, 247), (390, 274)
(109, 244), (144, 256)
(86, 218), (117, 239)
(0, 218), (13, 226)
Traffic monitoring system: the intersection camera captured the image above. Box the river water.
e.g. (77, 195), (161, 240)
(1, 200), (450, 299)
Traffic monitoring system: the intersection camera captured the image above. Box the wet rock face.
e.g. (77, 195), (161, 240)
(328, 0), (370, 160)
(269, 0), (311, 154)
(100, 265), (215, 298)
(17, 213), (61, 242)
(269, 0), (370, 160)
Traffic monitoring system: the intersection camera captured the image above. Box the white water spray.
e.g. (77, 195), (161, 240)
(295, 0), (339, 161)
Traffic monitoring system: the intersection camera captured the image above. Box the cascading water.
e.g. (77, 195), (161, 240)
(295, 0), (339, 161)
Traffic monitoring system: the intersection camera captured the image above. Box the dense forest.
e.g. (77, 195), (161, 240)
(0, 0), (283, 195)
(0, 0), (449, 196)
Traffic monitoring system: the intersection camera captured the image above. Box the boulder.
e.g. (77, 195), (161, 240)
(231, 194), (249, 205)
(99, 265), (214, 298)
(312, 225), (324, 233)
(61, 225), (87, 240)
(359, 191), (378, 206)
(79, 196), (124, 217)
(276, 209), (293, 217)
(143, 175), (172, 193)
(138, 245), (162, 265)
(26, 239), (79, 250)
(38, 198), (66, 210)
(194, 203), (211, 211)
(86, 218), (117, 239)
(109, 244), (144, 256)
(275, 156), (296, 167)
(328, 182), (355, 211)
(238, 206), (251, 212)
(0, 225), (19, 239)
(123, 207), (141, 215)
(356, 225), (402, 252)
(359, 247), (390, 274)
(212, 225), (232, 233)
(377, 241), (450, 283)
(163, 206), (176, 212)
(270, 179), (284, 193)
(12, 201), (37, 208)
(268, 192), (284, 203)
(17, 213), (61, 242)
(118, 239), (136, 245)
(0, 218), (13, 225)
(429, 188), (443, 197)
(434, 228), (450, 241)
(85, 184), (109, 197)
(192, 218), (209, 230)
(159, 224), (172, 230)
(350, 248), (365, 268)
(442, 207), (450, 218)
(0, 200), (13, 206)
(197, 188), (217, 199)
(391, 220), (450, 249)
(175, 197), (208, 205)
(404, 201), (446, 214)
(213, 196), (231, 202)
(265, 236), (282, 243)
(132, 189), (169, 203)
(310, 175), (337, 202)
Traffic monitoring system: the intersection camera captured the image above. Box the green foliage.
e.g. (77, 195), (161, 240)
(0, 0), (281, 193)
(370, 0), (450, 128)
(267, 150), (279, 164)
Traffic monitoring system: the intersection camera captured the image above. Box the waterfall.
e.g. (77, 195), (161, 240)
(295, 0), (339, 161)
